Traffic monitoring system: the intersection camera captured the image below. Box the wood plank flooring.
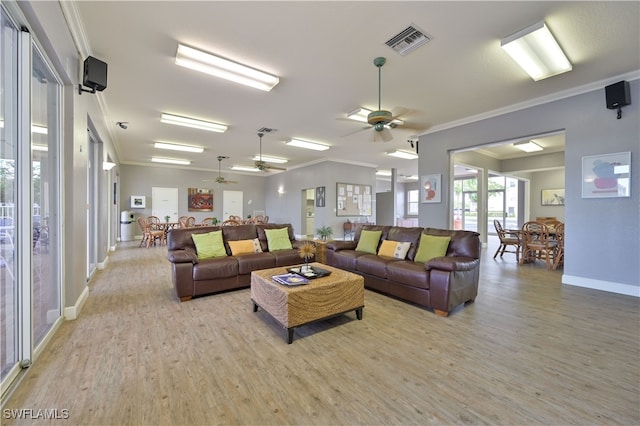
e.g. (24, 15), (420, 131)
(3, 238), (639, 425)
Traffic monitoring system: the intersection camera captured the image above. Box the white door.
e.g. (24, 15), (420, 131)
(223, 190), (243, 220)
(152, 187), (179, 221)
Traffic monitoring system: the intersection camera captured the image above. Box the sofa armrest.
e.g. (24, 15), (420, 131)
(425, 256), (478, 272)
(325, 240), (357, 251)
(168, 249), (199, 264)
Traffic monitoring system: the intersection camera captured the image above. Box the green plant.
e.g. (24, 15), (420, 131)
(164, 215), (170, 222)
(212, 217), (219, 225)
(315, 225), (333, 241)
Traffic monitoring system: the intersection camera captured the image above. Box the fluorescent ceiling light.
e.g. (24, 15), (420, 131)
(151, 157), (191, 166)
(175, 44), (279, 92)
(285, 139), (330, 151)
(513, 140), (543, 153)
(160, 113), (227, 133)
(154, 142), (204, 153)
(102, 161), (116, 171)
(501, 21), (572, 81)
(405, 175), (419, 180)
(387, 150), (419, 160)
(252, 155), (288, 164)
(231, 165), (260, 172)
(347, 107), (403, 125)
(376, 170), (392, 176)
(31, 144), (48, 152)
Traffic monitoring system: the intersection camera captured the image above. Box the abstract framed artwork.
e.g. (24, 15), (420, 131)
(316, 186), (325, 207)
(582, 151), (631, 198)
(541, 188), (565, 206)
(421, 174), (442, 203)
(188, 188), (213, 212)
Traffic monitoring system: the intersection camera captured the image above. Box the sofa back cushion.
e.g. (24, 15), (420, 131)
(386, 226), (423, 261)
(265, 227), (294, 251)
(256, 224), (295, 252)
(414, 234), (451, 263)
(191, 230), (228, 259)
(423, 228), (481, 259)
(167, 225), (220, 251)
(354, 225), (391, 244)
(355, 229), (382, 254)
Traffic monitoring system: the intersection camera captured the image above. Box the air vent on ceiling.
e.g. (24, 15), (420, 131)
(257, 127), (277, 134)
(385, 25), (431, 56)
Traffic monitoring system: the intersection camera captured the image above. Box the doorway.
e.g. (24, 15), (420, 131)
(301, 188), (315, 238)
(223, 190), (243, 221)
(152, 187), (178, 222)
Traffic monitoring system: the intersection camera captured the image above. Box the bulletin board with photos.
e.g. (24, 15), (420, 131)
(336, 182), (372, 216)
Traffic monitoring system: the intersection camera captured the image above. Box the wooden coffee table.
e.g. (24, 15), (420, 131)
(251, 263), (364, 343)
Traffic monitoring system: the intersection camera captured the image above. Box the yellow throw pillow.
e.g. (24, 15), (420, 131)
(191, 230), (227, 259)
(355, 230), (382, 254)
(228, 238), (263, 255)
(414, 234), (451, 263)
(265, 227), (293, 251)
(377, 240), (411, 259)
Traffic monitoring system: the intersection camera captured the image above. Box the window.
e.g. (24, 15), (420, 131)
(408, 189), (419, 215)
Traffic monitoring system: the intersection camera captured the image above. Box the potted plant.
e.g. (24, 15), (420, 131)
(164, 215), (171, 222)
(315, 225), (333, 241)
(212, 217), (219, 225)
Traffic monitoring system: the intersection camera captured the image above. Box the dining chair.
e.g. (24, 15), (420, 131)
(493, 219), (521, 261)
(179, 216), (196, 228)
(552, 223), (565, 270)
(519, 221), (557, 269)
(147, 215), (162, 230)
(137, 216), (165, 248)
(221, 219), (242, 226)
(201, 217), (215, 226)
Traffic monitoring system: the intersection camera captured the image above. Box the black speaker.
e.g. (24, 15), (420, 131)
(605, 80), (630, 109)
(83, 56), (107, 92)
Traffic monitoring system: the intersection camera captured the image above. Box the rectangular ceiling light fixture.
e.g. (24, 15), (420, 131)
(252, 155), (288, 164)
(154, 142), (204, 153)
(175, 44), (279, 92)
(501, 21), (572, 81)
(387, 150), (419, 160)
(160, 113), (227, 133)
(376, 170), (392, 176)
(151, 157), (191, 166)
(231, 165), (260, 172)
(285, 139), (330, 151)
(513, 140), (543, 153)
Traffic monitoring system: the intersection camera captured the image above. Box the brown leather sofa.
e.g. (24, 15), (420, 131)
(325, 225), (481, 316)
(167, 223), (312, 301)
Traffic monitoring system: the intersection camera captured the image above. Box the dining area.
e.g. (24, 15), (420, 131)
(493, 217), (565, 270)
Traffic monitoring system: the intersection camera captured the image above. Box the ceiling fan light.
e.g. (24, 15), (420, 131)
(501, 21), (572, 81)
(387, 150), (418, 160)
(175, 44), (279, 92)
(513, 140), (543, 152)
(286, 139), (330, 151)
(154, 142), (204, 153)
(160, 113), (227, 133)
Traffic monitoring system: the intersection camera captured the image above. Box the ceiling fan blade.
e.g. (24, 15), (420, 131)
(373, 128), (393, 142)
(341, 125), (372, 137)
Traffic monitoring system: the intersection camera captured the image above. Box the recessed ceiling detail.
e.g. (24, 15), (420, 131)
(385, 25), (431, 56)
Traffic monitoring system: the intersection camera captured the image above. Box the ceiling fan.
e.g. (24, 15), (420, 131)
(204, 156), (238, 184)
(344, 57), (417, 142)
(254, 132), (286, 172)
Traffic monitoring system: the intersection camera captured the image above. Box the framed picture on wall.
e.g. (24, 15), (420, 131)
(188, 188), (213, 212)
(421, 174), (442, 203)
(582, 151), (631, 198)
(541, 188), (565, 205)
(131, 195), (146, 208)
(316, 186), (325, 207)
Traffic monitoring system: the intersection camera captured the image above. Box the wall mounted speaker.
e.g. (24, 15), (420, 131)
(82, 56), (108, 92)
(605, 80), (630, 109)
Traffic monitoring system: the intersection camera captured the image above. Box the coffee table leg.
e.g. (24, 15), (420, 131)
(253, 302), (259, 312)
(356, 307), (363, 320)
(286, 328), (294, 344)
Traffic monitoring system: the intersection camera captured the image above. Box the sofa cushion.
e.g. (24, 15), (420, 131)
(356, 254), (397, 278)
(377, 240), (411, 259)
(265, 227), (293, 251)
(228, 238), (262, 255)
(386, 227), (423, 261)
(414, 234), (451, 263)
(423, 228), (481, 259)
(386, 261), (430, 289)
(256, 224), (295, 252)
(192, 256), (238, 280)
(355, 230), (382, 254)
(236, 253), (276, 275)
(191, 230), (227, 259)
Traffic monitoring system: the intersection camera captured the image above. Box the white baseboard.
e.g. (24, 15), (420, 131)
(97, 255), (109, 270)
(563, 274), (640, 297)
(63, 285), (89, 320)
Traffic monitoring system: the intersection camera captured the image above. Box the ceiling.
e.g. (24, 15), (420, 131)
(73, 1), (639, 181)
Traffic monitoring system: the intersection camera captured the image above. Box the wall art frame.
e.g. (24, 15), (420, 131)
(316, 186), (325, 207)
(421, 174), (442, 203)
(188, 187), (214, 212)
(131, 195), (145, 209)
(541, 188), (565, 206)
(336, 182), (372, 216)
(582, 151), (631, 198)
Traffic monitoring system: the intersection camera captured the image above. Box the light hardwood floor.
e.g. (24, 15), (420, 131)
(4, 238), (639, 425)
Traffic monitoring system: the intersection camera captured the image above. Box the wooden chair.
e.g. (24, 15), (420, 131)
(201, 217), (215, 226)
(179, 216), (196, 228)
(221, 219), (242, 226)
(147, 215), (162, 230)
(493, 219), (521, 262)
(343, 221), (354, 240)
(553, 223), (565, 270)
(137, 216), (165, 248)
(519, 221), (557, 269)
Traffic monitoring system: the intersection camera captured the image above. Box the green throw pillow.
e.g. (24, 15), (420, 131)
(355, 230), (382, 254)
(191, 230), (227, 259)
(414, 234), (451, 263)
(265, 227), (293, 251)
